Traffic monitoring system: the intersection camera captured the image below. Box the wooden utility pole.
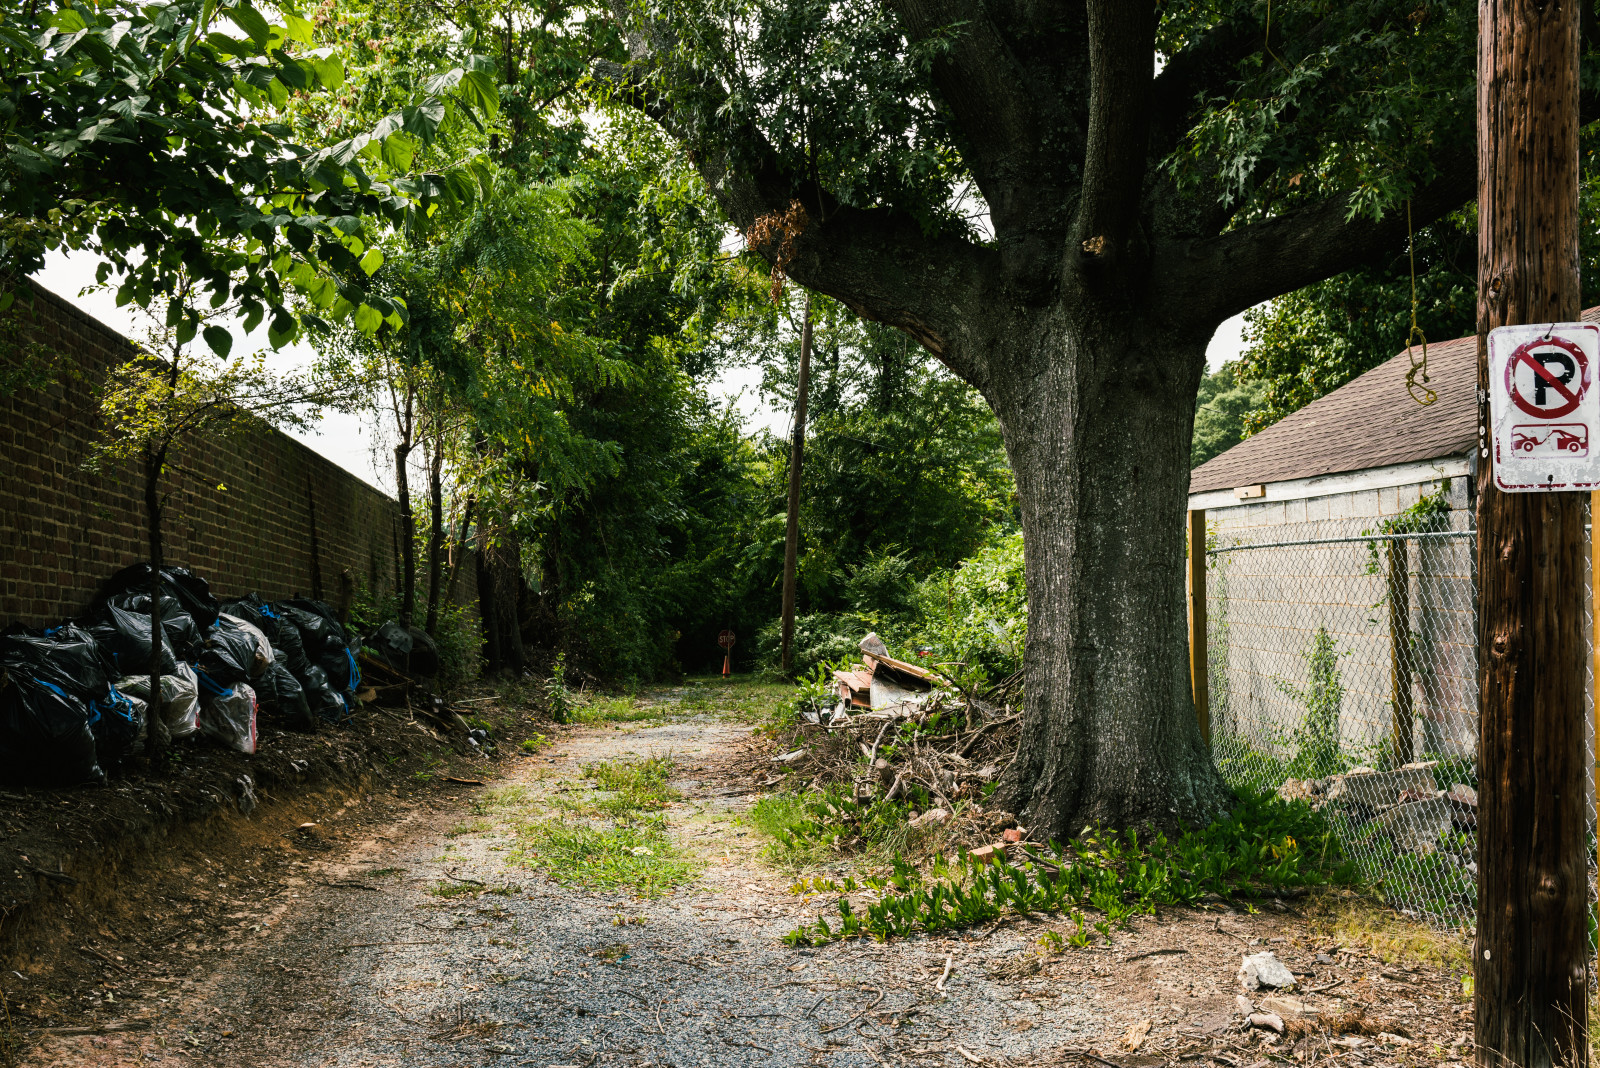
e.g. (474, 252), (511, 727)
(779, 295), (813, 677)
(1476, 2), (1587, 1066)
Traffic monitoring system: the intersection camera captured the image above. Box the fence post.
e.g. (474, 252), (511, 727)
(1188, 509), (1209, 745)
(1387, 539), (1414, 766)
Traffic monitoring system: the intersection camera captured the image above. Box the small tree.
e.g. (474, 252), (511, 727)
(87, 286), (350, 762)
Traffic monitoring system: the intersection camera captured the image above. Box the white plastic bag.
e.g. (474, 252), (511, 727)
(199, 680), (257, 754)
(117, 661), (200, 738)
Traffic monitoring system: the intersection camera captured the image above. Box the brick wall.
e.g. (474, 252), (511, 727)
(0, 282), (475, 627)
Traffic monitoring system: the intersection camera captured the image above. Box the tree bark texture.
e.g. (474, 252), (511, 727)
(424, 437), (445, 636)
(604, 2), (1481, 835)
(395, 440), (416, 627)
(988, 316), (1228, 830)
(1475, 1), (1588, 1065)
(142, 447), (169, 761)
(779, 295), (813, 678)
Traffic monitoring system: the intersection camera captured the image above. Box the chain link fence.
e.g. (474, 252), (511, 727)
(1202, 502), (1595, 931)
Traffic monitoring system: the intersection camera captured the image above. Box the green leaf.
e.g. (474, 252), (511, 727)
(202, 325), (233, 357)
(352, 302), (383, 334)
(310, 54), (344, 90)
(379, 132), (416, 171)
(225, 4), (272, 45)
(175, 319), (198, 345)
(358, 248), (384, 276)
(282, 11), (315, 45)
(457, 69), (500, 119)
(48, 9), (88, 32)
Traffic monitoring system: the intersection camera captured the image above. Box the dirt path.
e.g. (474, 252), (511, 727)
(29, 696), (1472, 1068)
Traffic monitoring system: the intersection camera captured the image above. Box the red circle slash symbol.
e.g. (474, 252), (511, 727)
(1506, 336), (1589, 419)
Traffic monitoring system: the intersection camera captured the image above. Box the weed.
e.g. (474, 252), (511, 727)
(544, 653), (573, 722)
(1275, 627), (1349, 779)
(472, 784), (530, 815)
(781, 789), (1354, 945)
(431, 880), (481, 899)
(367, 867), (404, 877)
(569, 695), (663, 724)
(448, 820), (492, 837)
(748, 784), (936, 868)
(584, 755), (679, 816)
(510, 815), (699, 897)
(520, 735), (551, 754)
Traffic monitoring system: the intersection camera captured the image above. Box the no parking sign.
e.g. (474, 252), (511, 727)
(1488, 322), (1600, 491)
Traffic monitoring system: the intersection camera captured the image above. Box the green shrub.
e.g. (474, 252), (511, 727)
(903, 532), (1026, 684)
(755, 612), (860, 678)
(784, 788), (1355, 945)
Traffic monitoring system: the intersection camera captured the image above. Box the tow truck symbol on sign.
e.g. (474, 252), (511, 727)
(1511, 423), (1589, 456)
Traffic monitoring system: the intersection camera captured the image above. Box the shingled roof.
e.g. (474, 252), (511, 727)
(1189, 307), (1600, 495)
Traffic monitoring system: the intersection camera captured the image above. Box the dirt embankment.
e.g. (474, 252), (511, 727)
(0, 691), (551, 1050)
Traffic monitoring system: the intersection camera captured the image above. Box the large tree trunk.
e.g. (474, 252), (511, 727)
(989, 312), (1231, 836)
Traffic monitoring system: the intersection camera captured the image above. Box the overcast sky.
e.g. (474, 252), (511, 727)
(34, 250), (1250, 497)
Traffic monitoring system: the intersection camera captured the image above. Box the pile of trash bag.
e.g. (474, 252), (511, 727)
(0, 559), (451, 789)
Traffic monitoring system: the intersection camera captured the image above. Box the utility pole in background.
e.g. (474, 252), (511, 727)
(1475, 2), (1587, 1066)
(779, 294), (813, 677)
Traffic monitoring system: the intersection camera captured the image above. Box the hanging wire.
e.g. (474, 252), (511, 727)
(1403, 200), (1437, 407)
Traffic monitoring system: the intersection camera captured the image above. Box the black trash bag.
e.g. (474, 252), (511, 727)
(219, 595), (284, 647)
(93, 600), (177, 678)
(95, 590), (204, 663)
(274, 599), (359, 708)
(254, 661), (312, 730)
(88, 686), (143, 768)
(299, 664), (348, 724)
(98, 564), (220, 630)
(0, 678), (104, 787)
(322, 643), (361, 693)
(365, 622), (440, 678)
(197, 619), (257, 687)
(2, 629), (115, 705)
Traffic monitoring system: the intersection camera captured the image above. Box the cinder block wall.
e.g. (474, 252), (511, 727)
(0, 282), (474, 626)
(1201, 475), (1478, 763)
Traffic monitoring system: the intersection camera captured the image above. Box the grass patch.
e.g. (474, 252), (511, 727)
(448, 819), (493, 837)
(746, 784), (946, 869)
(510, 815), (699, 897)
(508, 754), (699, 898)
(681, 676), (796, 724)
(520, 734), (552, 753)
(782, 789), (1357, 946)
(584, 755), (678, 814)
(1305, 893), (1472, 971)
(569, 695), (664, 724)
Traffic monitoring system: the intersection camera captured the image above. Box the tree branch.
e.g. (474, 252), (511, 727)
(884, 0), (1079, 237)
(1148, 153), (1476, 326)
(1075, 0), (1157, 255)
(1148, 14), (1261, 158)
(594, 53), (999, 385)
